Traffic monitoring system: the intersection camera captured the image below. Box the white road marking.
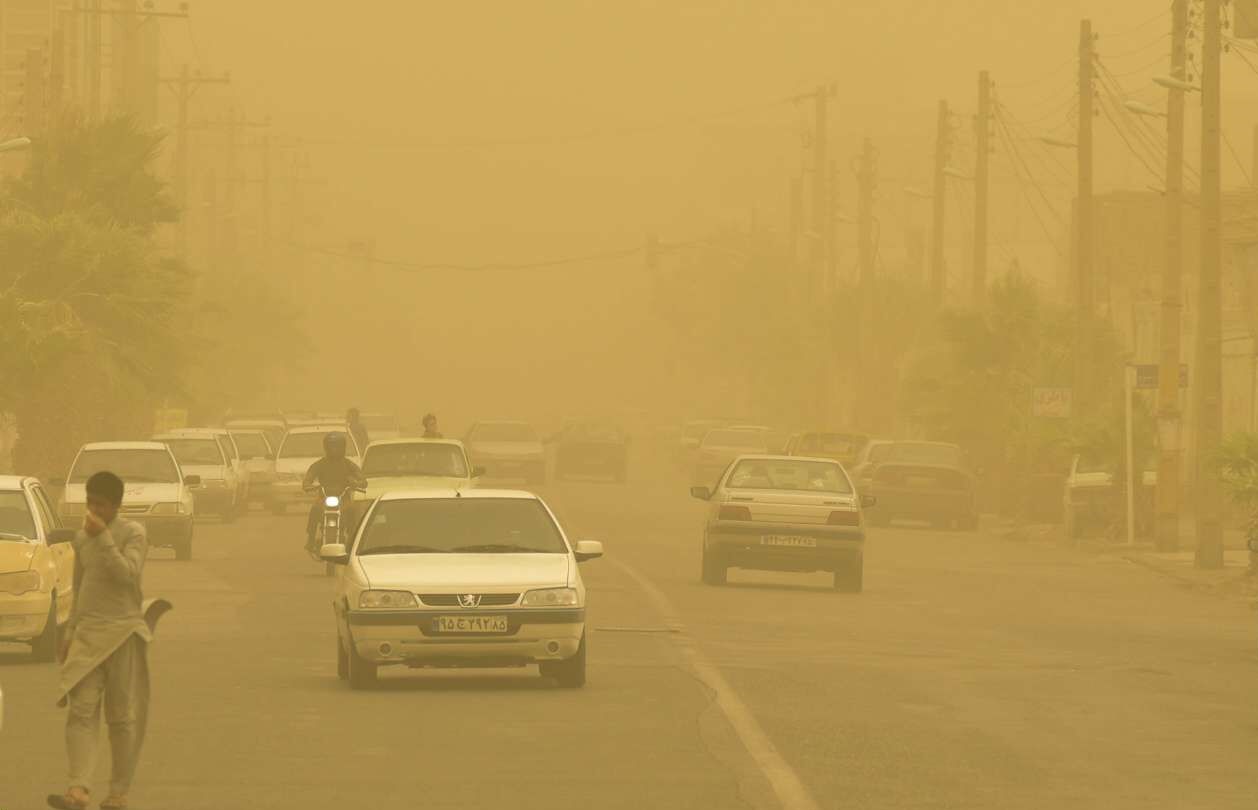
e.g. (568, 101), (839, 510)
(611, 559), (821, 810)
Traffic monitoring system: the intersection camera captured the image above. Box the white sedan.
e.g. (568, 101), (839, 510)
(322, 489), (603, 689)
(691, 455), (874, 592)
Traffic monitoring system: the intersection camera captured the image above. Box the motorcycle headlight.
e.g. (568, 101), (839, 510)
(150, 502), (185, 516)
(358, 590), (418, 609)
(324, 495), (341, 509)
(0, 570), (41, 596)
(521, 587), (579, 607)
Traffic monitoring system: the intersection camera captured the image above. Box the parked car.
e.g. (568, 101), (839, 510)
(271, 426), (363, 515)
(225, 416), (287, 456)
(465, 421), (546, 485)
(322, 488), (603, 689)
(0, 476), (76, 660)
(1062, 454), (1155, 539)
(56, 442), (198, 560)
(229, 429), (277, 510)
(552, 422), (629, 482)
(166, 428), (248, 510)
(690, 455), (872, 592)
(154, 432), (241, 521)
(854, 441), (978, 530)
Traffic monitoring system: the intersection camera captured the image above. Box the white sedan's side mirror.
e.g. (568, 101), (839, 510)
(574, 540), (604, 562)
(320, 543), (349, 564)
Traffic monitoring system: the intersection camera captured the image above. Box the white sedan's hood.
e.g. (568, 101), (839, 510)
(62, 481), (181, 506)
(357, 553), (570, 591)
(469, 441), (543, 459)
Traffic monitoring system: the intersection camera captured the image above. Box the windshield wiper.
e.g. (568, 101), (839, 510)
(0, 531), (32, 542)
(358, 544), (449, 555)
(453, 543), (553, 554)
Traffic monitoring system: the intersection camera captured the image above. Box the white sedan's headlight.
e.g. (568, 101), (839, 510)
(150, 502), (186, 516)
(358, 590), (418, 609)
(0, 570), (41, 596)
(522, 587), (579, 607)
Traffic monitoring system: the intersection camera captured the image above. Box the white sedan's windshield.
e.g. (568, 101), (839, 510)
(281, 431), (350, 459)
(0, 491), (35, 538)
(69, 449), (180, 484)
(356, 499), (567, 555)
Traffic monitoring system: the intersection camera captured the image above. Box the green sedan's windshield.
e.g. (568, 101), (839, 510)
(356, 498), (567, 555)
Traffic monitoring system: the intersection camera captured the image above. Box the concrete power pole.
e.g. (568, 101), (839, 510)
(930, 100), (952, 300)
(809, 84), (834, 427)
(854, 138), (878, 430)
(162, 66), (230, 259)
(1075, 19), (1096, 404)
(1156, 0), (1189, 553)
(973, 71), (992, 304)
(1196, 0), (1224, 569)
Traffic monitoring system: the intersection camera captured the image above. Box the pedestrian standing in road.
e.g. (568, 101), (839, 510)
(48, 471), (165, 810)
(346, 407), (370, 451)
(421, 413), (443, 439)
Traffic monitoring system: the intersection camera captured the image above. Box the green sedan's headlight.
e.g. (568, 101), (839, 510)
(522, 587), (579, 607)
(150, 502), (185, 516)
(358, 590), (418, 609)
(0, 570), (41, 596)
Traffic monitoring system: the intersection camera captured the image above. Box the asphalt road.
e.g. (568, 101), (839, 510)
(3, 449), (1256, 809)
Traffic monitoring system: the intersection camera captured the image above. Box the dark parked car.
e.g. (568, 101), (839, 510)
(553, 423), (629, 482)
(854, 441), (978, 530)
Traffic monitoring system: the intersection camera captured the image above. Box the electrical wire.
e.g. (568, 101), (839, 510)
(991, 105), (1070, 260)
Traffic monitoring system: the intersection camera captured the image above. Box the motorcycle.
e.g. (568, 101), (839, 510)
(306, 483), (365, 576)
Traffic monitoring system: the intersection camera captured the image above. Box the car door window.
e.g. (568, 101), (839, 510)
(30, 485), (59, 535)
(214, 436), (234, 467)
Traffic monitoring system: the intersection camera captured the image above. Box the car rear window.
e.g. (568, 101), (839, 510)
(0, 491), (36, 539)
(163, 439), (224, 466)
(356, 498), (567, 555)
(726, 459), (852, 494)
(363, 443), (467, 478)
(69, 449), (180, 484)
(231, 432), (271, 458)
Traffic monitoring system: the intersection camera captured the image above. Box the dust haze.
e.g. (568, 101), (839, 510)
(1, 2), (1256, 809)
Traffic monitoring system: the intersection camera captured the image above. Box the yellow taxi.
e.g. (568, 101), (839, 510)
(0, 476), (76, 660)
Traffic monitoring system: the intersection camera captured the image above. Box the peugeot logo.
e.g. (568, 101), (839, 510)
(458, 594), (482, 608)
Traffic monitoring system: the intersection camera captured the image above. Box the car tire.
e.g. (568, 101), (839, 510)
(30, 596), (59, 662)
(540, 633), (586, 688)
(175, 534), (192, 561)
(701, 549), (727, 586)
(347, 641), (378, 690)
(833, 557), (864, 594)
(336, 637), (349, 680)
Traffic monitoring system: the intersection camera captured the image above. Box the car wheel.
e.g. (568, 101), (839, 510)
(175, 535), (192, 561)
(347, 640), (378, 690)
(833, 556), (864, 594)
(701, 548), (727, 586)
(336, 637), (349, 680)
(30, 596), (59, 662)
(540, 633), (586, 688)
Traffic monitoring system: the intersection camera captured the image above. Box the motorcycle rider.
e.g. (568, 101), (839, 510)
(302, 432), (366, 556)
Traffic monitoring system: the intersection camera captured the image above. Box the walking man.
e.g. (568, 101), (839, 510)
(49, 471), (161, 810)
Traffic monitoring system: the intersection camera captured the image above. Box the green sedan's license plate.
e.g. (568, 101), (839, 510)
(433, 615), (509, 634)
(761, 535), (817, 548)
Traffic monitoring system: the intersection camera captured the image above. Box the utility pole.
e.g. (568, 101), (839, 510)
(1156, 0), (1189, 553)
(114, 0), (138, 116)
(854, 138), (878, 430)
(161, 66), (230, 259)
(85, 0), (102, 119)
(1196, 0), (1224, 569)
(1075, 19), (1096, 406)
(973, 71), (992, 304)
(930, 100), (952, 300)
(806, 84), (835, 427)
(22, 48), (47, 136)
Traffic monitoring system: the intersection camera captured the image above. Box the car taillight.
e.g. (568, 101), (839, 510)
(719, 505), (752, 521)
(828, 510), (860, 526)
